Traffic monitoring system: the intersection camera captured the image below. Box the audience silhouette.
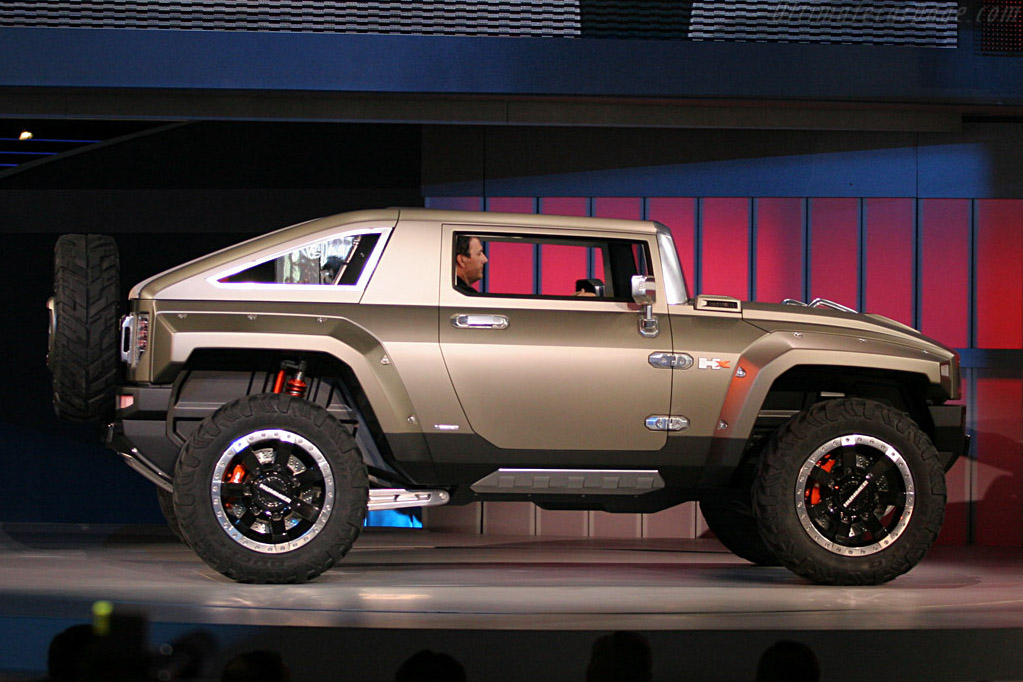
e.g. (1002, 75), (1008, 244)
(220, 650), (292, 682)
(755, 639), (820, 682)
(585, 631), (653, 682)
(45, 624), (96, 682)
(395, 649), (467, 682)
(37, 619), (836, 682)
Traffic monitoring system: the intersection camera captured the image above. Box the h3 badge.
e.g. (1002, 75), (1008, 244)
(698, 357), (730, 370)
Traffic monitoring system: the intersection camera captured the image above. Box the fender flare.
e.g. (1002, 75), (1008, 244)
(155, 311), (417, 435)
(704, 330), (943, 477)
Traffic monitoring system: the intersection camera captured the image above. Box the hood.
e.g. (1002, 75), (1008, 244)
(741, 301), (957, 360)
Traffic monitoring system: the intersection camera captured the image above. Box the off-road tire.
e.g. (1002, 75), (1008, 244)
(700, 496), (780, 566)
(173, 393), (368, 583)
(49, 234), (120, 423)
(753, 398), (946, 585)
(156, 487), (188, 545)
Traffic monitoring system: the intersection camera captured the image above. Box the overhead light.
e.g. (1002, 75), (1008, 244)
(18, 130), (33, 141)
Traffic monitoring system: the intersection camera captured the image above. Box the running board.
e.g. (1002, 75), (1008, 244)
(368, 488), (451, 511)
(471, 468), (665, 496)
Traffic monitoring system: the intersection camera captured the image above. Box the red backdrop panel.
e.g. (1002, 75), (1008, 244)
(863, 198), (915, 326)
(976, 200), (1023, 349)
(487, 197), (535, 214)
(540, 197), (588, 217)
(974, 374), (1023, 546)
(700, 198), (750, 299)
(648, 198), (696, 298)
(541, 244), (589, 295)
(919, 199), (970, 349)
(593, 197), (642, 220)
(538, 198), (592, 290)
(809, 198), (859, 310)
(425, 196), (483, 211)
(486, 241), (534, 295)
(754, 198), (803, 304)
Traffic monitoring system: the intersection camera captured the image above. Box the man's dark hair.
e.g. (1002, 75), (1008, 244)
(455, 234), (474, 260)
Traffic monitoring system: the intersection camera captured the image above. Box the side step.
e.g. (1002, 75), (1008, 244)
(369, 488), (451, 511)
(471, 468), (665, 496)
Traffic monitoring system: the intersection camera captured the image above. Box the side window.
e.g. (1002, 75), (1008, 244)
(219, 232), (382, 286)
(453, 232), (650, 300)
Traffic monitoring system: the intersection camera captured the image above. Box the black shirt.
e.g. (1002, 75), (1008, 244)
(455, 277), (479, 295)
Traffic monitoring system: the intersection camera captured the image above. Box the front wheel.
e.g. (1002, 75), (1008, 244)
(753, 398), (946, 585)
(700, 495), (779, 566)
(173, 393), (368, 583)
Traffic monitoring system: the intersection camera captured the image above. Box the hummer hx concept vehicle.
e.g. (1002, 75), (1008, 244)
(47, 208), (967, 584)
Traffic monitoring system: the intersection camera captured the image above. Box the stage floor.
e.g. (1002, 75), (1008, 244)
(3, 524), (1023, 681)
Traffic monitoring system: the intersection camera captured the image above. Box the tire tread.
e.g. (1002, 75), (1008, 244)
(50, 234), (120, 423)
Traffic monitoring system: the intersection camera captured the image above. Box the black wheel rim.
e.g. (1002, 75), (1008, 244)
(795, 434), (915, 557)
(211, 429), (334, 553)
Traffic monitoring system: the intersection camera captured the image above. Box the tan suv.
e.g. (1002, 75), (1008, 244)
(47, 208), (967, 585)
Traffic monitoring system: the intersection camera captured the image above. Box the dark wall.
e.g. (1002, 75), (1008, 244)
(422, 122), (1023, 199)
(2, 20), (1022, 105)
(0, 121), (422, 522)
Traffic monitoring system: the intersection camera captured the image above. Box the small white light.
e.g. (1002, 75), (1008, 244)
(18, 130), (32, 141)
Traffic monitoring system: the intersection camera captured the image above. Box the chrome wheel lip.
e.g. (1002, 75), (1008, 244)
(794, 433), (915, 557)
(211, 429), (335, 554)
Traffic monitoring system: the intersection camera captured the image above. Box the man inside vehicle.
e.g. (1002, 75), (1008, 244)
(455, 235), (488, 294)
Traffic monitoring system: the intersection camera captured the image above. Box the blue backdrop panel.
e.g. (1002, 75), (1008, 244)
(1, 25), (1022, 103)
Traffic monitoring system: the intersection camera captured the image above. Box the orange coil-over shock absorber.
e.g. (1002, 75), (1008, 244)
(285, 361), (308, 399)
(272, 360), (309, 398)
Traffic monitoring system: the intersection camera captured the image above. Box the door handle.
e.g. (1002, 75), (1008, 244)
(450, 314), (509, 330)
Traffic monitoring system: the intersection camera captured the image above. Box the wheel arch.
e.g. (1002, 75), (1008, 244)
(158, 324), (418, 437)
(724, 341), (945, 440)
(706, 338), (947, 486)
(165, 342), (419, 481)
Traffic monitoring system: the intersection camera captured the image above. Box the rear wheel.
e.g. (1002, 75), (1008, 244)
(48, 234), (120, 423)
(753, 398), (946, 585)
(173, 393), (368, 583)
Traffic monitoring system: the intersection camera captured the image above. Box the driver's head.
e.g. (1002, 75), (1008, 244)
(455, 235), (488, 286)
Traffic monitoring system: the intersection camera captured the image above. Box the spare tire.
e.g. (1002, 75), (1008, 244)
(48, 234), (121, 423)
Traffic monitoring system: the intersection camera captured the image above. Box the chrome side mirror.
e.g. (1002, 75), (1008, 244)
(631, 275), (656, 305)
(631, 275), (659, 338)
